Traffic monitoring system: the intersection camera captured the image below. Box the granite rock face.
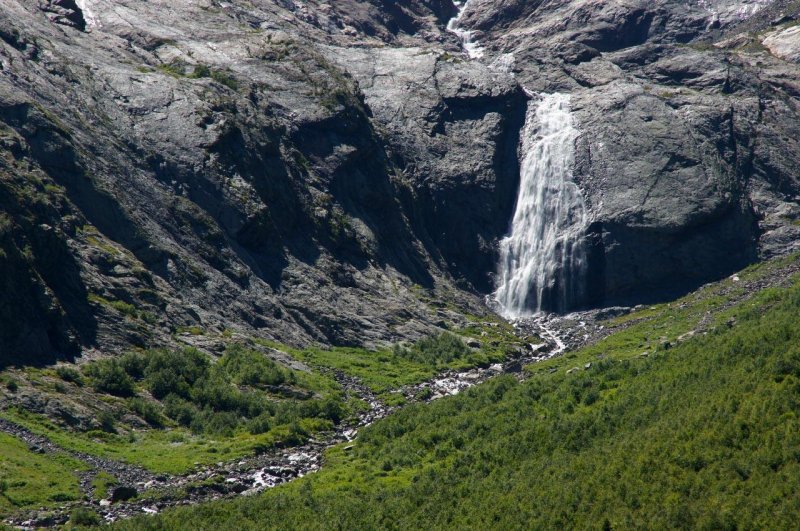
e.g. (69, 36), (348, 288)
(1, 0), (799, 360)
(0, 0), (515, 360)
(457, 0), (800, 306)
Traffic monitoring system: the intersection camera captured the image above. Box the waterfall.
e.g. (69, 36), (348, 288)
(446, 0), (485, 59)
(495, 93), (588, 318)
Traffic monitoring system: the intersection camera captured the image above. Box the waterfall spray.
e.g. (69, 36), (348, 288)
(495, 93), (588, 318)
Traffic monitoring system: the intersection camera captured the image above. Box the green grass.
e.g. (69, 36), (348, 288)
(549, 252), (800, 371)
(117, 257), (800, 530)
(268, 326), (520, 395)
(291, 346), (436, 393)
(87, 293), (149, 322)
(0, 432), (86, 514)
(0, 346), (350, 475)
(91, 471), (118, 500)
(0, 408), (315, 475)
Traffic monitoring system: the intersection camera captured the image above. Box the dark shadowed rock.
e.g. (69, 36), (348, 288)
(110, 486), (138, 503)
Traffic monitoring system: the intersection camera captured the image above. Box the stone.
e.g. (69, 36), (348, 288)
(110, 486), (138, 503)
(466, 338), (481, 349)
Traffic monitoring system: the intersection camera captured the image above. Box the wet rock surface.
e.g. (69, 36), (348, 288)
(454, 0), (800, 308)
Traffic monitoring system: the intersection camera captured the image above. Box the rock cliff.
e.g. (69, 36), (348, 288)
(459, 0), (800, 305)
(1, 0), (799, 360)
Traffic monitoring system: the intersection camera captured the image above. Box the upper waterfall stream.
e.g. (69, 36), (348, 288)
(447, 0), (485, 58)
(495, 93), (588, 318)
(445, 4), (587, 319)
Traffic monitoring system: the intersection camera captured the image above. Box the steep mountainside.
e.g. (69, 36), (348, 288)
(2, 1), (800, 527)
(1, 0), (799, 360)
(0, 0), (518, 361)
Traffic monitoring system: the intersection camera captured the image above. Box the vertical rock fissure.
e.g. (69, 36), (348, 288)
(495, 93), (588, 317)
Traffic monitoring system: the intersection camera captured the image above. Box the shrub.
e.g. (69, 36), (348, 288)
(98, 411), (116, 434)
(247, 414), (272, 435)
(119, 352), (147, 379)
(211, 70), (238, 90)
(190, 64), (211, 78)
(394, 332), (471, 366)
(190, 409), (239, 437)
(70, 507), (101, 526)
(84, 360), (135, 397)
(163, 395), (199, 428)
(218, 345), (294, 387)
(144, 348), (209, 399)
(128, 397), (164, 427)
(55, 366), (83, 386)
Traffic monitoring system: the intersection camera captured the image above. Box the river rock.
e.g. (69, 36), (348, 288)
(110, 486), (138, 503)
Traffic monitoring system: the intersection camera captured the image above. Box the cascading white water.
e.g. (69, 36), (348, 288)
(446, 0), (485, 59)
(495, 93), (588, 318)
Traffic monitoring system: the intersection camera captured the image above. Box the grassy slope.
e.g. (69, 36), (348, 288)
(0, 349), (346, 476)
(0, 324), (517, 487)
(0, 408), (298, 475)
(0, 433), (86, 513)
(263, 318), (522, 395)
(117, 258), (800, 530)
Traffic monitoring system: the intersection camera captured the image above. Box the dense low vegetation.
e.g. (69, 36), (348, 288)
(117, 261), (800, 529)
(0, 433), (86, 514)
(80, 345), (344, 438)
(0, 345), (348, 475)
(284, 328), (519, 394)
(83, 345), (344, 443)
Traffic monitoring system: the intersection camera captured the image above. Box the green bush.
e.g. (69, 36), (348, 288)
(163, 394), (199, 428)
(78, 346), (346, 439)
(210, 70), (238, 90)
(128, 397), (164, 427)
(83, 360), (135, 397)
(247, 414), (271, 435)
(190, 64), (211, 78)
(393, 332), (470, 366)
(70, 507), (101, 526)
(97, 411), (116, 434)
(55, 366), (83, 386)
(144, 348), (209, 399)
(119, 352), (147, 379)
(218, 345), (295, 387)
(190, 409), (239, 437)
(115, 265), (800, 531)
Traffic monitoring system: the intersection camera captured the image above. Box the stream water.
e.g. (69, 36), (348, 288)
(447, 0), (485, 59)
(495, 93), (588, 317)
(3, 329), (568, 527)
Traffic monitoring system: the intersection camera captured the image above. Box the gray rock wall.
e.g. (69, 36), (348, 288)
(1, 0), (799, 360)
